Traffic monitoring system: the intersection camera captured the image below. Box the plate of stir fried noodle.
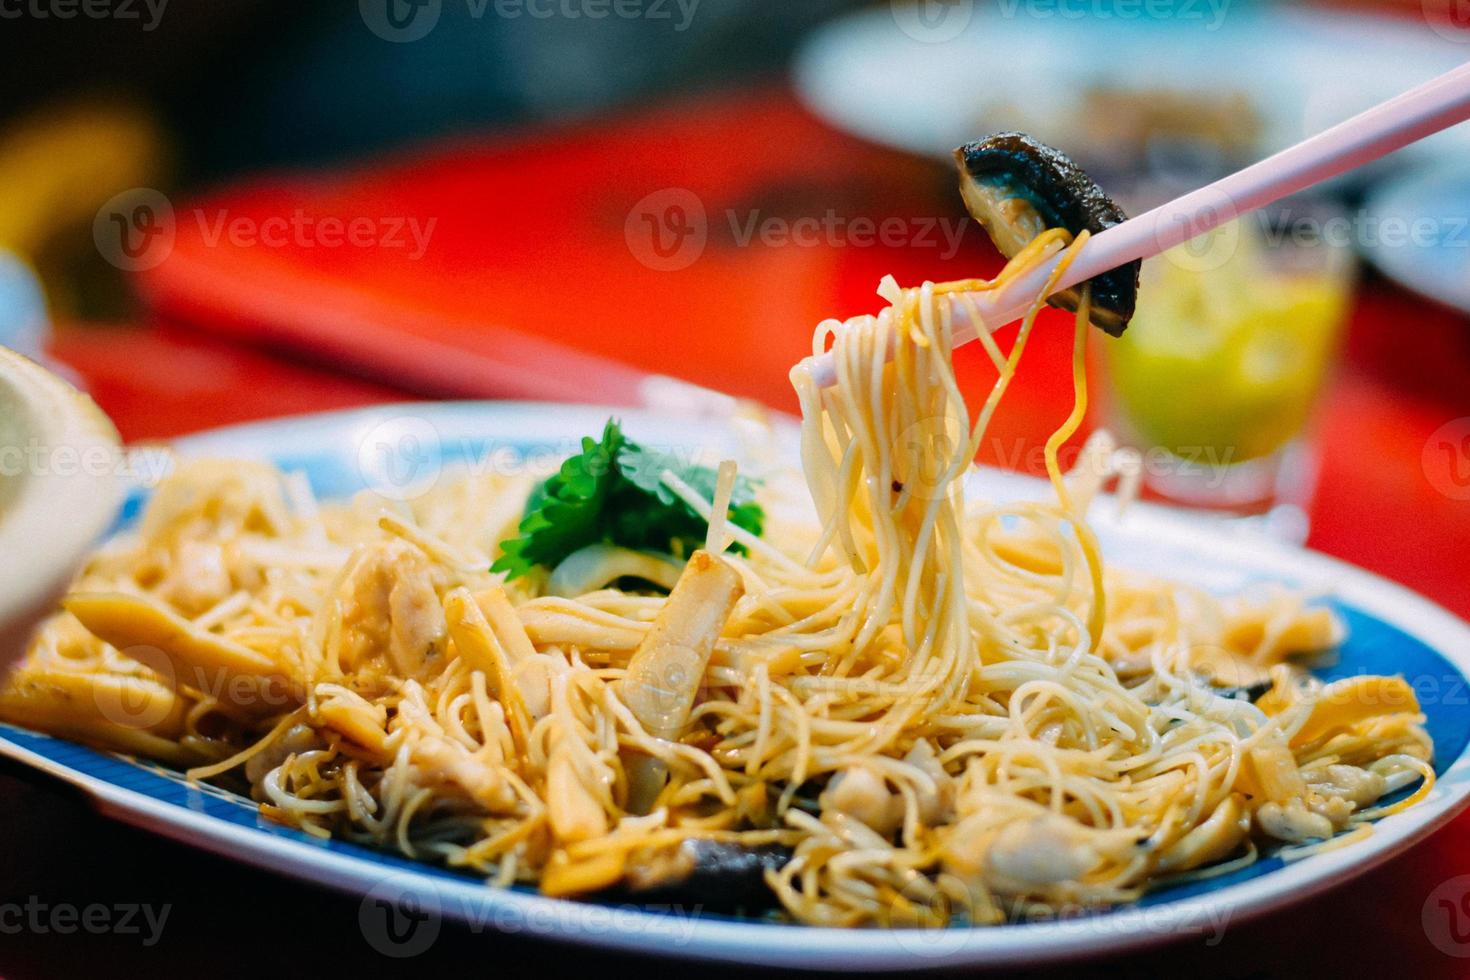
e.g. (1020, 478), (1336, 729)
(2, 397), (1467, 970)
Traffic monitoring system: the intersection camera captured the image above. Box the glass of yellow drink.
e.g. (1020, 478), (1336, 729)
(1098, 206), (1355, 541)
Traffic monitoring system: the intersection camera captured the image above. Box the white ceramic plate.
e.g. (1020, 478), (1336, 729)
(3, 402), (1469, 970)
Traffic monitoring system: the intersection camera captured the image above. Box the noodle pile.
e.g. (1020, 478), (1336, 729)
(0, 234), (1433, 927)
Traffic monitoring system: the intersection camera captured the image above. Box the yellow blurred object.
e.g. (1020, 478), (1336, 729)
(1237, 742), (1307, 803)
(0, 96), (169, 314)
(1257, 674), (1422, 748)
(1105, 222), (1351, 463)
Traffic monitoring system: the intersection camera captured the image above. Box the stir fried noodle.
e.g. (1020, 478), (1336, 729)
(2, 231), (1433, 926)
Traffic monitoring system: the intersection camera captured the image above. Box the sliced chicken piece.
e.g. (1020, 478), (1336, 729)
(411, 734), (516, 813)
(336, 540), (446, 679)
(821, 765), (903, 836)
(981, 814), (1138, 895)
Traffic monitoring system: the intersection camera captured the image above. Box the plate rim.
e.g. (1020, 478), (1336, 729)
(5, 399), (1470, 970)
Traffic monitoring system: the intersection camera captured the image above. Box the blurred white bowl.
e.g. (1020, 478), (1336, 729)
(0, 346), (121, 670)
(1359, 165), (1470, 317)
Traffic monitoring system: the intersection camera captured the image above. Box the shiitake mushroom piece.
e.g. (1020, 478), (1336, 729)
(1212, 678), (1274, 703)
(590, 840), (791, 912)
(954, 132), (1140, 336)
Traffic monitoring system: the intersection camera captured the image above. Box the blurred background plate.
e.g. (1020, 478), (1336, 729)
(0, 250), (47, 359)
(1359, 165), (1470, 315)
(794, 3), (1470, 185)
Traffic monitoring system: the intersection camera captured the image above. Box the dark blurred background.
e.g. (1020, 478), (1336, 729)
(0, 0), (856, 321)
(0, 1), (856, 176)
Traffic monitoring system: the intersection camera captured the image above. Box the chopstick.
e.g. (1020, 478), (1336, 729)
(799, 60), (1470, 389)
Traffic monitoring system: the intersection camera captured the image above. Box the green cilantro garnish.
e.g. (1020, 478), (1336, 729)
(491, 419), (764, 580)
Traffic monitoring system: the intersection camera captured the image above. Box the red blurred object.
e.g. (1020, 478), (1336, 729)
(132, 88), (1082, 454)
(46, 320), (411, 442)
(42, 87), (1470, 979)
(136, 90), (908, 407)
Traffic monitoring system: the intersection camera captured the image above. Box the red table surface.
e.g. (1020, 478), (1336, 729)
(27, 88), (1470, 977)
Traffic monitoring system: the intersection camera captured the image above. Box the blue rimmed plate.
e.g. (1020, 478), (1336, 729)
(3, 402), (1469, 970)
